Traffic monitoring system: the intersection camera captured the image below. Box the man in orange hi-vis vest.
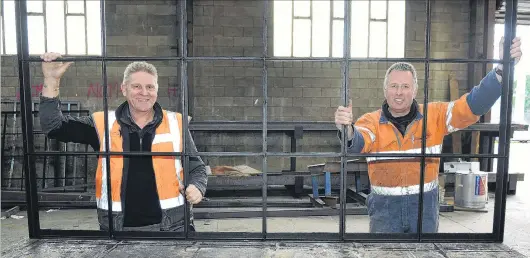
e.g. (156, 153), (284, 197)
(335, 37), (522, 233)
(39, 52), (207, 232)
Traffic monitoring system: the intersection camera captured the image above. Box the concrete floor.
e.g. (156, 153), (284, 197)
(1, 240), (527, 258)
(2, 143), (530, 257)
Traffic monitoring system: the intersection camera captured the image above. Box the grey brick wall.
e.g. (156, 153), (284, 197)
(1, 0), (183, 188)
(191, 0), (476, 123)
(188, 0), (482, 171)
(1, 0), (496, 184)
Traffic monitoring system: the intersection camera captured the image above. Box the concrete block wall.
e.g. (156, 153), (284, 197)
(1, 0), (182, 188)
(190, 0), (478, 171)
(190, 1), (476, 122)
(1, 0), (496, 185)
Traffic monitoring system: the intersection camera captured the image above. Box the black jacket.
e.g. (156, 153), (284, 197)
(39, 96), (207, 229)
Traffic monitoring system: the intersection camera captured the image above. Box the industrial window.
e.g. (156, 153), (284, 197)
(0, 0), (102, 55)
(273, 0), (406, 58)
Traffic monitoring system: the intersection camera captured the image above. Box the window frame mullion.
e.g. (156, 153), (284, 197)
(1, 0), (6, 55)
(43, 0), (47, 53)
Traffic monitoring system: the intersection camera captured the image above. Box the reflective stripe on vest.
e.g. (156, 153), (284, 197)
(365, 144), (442, 195)
(371, 179), (439, 196)
(93, 110), (184, 211)
(365, 144), (442, 163)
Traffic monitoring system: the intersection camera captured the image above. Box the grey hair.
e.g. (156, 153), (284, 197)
(122, 61), (158, 85)
(383, 62), (418, 89)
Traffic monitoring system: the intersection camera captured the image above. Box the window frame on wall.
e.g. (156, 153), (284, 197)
(272, 0), (406, 58)
(1, 0), (102, 56)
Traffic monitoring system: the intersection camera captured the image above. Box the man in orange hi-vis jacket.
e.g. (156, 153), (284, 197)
(39, 53), (207, 232)
(335, 37), (522, 233)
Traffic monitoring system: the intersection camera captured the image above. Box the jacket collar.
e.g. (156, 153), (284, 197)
(115, 101), (163, 130)
(379, 99), (423, 124)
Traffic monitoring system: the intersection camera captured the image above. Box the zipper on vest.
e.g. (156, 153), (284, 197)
(388, 124), (402, 149)
(404, 122), (414, 136)
(402, 120), (418, 148)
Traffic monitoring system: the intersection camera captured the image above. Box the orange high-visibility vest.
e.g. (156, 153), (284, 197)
(353, 94), (480, 195)
(92, 110), (184, 212)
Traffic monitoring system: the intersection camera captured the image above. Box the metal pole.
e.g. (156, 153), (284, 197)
(72, 105), (81, 186)
(340, 0), (352, 240)
(418, 0), (432, 240)
(62, 103), (71, 187)
(7, 104), (16, 188)
(42, 138), (48, 188)
(480, 0), (492, 171)
(179, 0), (190, 239)
(21, 55), (507, 63)
(482, 0), (490, 78)
(84, 144), (88, 192)
(261, 0), (269, 240)
(25, 150), (506, 159)
(467, 0), (477, 93)
(15, 0), (41, 238)
(493, 0), (517, 243)
(99, 0), (113, 238)
(1, 113), (7, 186)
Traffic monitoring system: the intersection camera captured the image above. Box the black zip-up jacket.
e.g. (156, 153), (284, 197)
(39, 96), (207, 229)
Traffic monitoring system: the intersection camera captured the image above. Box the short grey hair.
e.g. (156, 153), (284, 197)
(383, 62), (418, 89)
(122, 61), (158, 85)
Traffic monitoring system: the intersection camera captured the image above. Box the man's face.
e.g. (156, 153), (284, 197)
(121, 71), (158, 113)
(384, 70), (417, 117)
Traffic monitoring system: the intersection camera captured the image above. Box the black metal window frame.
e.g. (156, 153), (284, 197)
(1, 0), (6, 54)
(277, 0), (402, 58)
(15, 0), (518, 242)
(1, 0), (96, 55)
(63, 0), (90, 55)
